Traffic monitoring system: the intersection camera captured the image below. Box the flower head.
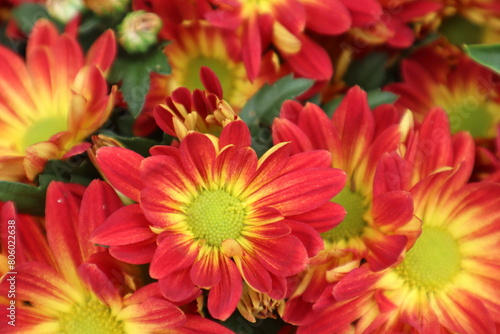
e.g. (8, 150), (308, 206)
(303, 164), (500, 333)
(0, 180), (232, 333)
(385, 39), (500, 138)
(93, 120), (346, 320)
(0, 19), (117, 181)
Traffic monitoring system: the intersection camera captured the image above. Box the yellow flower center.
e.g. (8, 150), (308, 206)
(186, 189), (246, 246)
(447, 102), (492, 137)
(21, 116), (68, 152)
(396, 226), (462, 292)
(183, 57), (234, 98)
(59, 298), (124, 334)
(321, 187), (367, 243)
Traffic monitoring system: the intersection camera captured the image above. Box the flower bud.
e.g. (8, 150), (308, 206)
(46, 0), (84, 23)
(117, 10), (162, 54)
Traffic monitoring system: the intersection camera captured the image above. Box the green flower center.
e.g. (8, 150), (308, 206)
(186, 189), (245, 246)
(184, 57), (234, 98)
(396, 226), (462, 292)
(322, 187), (367, 243)
(21, 116), (67, 152)
(59, 298), (124, 334)
(447, 101), (492, 137)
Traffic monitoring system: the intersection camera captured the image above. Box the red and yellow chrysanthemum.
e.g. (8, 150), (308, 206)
(204, 0), (354, 81)
(385, 39), (500, 138)
(302, 161), (500, 333)
(92, 120), (346, 320)
(133, 21), (275, 136)
(273, 86), (418, 271)
(0, 19), (117, 182)
(0, 180), (232, 333)
(153, 67), (239, 140)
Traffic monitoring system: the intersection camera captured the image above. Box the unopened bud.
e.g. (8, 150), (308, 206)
(46, 0), (84, 23)
(118, 10), (162, 53)
(84, 0), (130, 16)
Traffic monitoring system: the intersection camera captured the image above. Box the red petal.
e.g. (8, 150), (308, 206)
(363, 231), (407, 271)
(286, 219), (324, 257)
(91, 204), (154, 246)
(251, 235), (308, 277)
(183, 314), (235, 334)
(78, 263), (121, 309)
(200, 66), (223, 98)
(372, 191), (414, 231)
(271, 118), (314, 154)
(234, 251), (272, 294)
(118, 297), (185, 329)
(249, 167), (346, 216)
(150, 233), (199, 279)
(190, 251), (222, 288)
(86, 29), (116, 72)
(207, 256), (242, 320)
(219, 120), (251, 148)
(304, 0), (351, 35)
(214, 146), (257, 197)
(180, 132), (216, 187)
(96, 147), (144, 202)
(79, 180), (123, 260)
(45, 182), (85, 282)
(333, 266), (382, 301)
(242, 18), (261, 81)
(433, 289), (496, 334)
(287, 201), (346, 232)
(283, 34), (333, 80)
(159, 268), (201, 303)
(109, 237), (157, 265)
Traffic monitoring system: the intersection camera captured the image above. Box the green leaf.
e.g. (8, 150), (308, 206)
(102, 133), (160, 157)
(0, 181), (46, 216)
(344, 52), (388, 90)
(109, 47), (171, 118)
(12, 4), (51, 34)
(323, 89), (399, 117)
(465, 44), (500, 74)
(239, 74), (314, 134)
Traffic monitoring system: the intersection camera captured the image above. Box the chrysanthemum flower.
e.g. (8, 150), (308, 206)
(272, 86), (417, 271)
(0, 19), (117, 181)
(153, 67), (239, 140)
(133, 21), (275, 136)
(385, 39), (500, 138)
(0, 180), (232, 333)
(92, 120), (346, 320)
(205, 0), (354, 80)
(303, 162), (500, 333)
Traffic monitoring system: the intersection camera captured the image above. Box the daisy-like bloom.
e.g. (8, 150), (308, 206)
(385, 39), (500, 138)
(133, 21), (276, 136)
(0, 19), (117, 181)
(272, 86), (418, 272)
(204, 0), (357, 81)
(92, 120), (346, 320)
(302, 159), (500, 333)
(0, 180), (232, 334)
(271, 87), (422, 326)
(153, 67), (239, 140)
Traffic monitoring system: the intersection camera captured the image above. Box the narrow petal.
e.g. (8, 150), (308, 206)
(251, 235), (308, 277)
(219, 120), (251, 149)
(190, 251), (222, 288)
(285, 220), (324, 257)
(150, 234), (199, 279)
(287, 202), (346, 232)
(119, 297), (186, 331)
(207, 256), (242, 320)
(78, 263), (121, 310)
(79, 180), (123, 260)
(234, 252), (272, 294)
(96, 147), (144, 202)
(109, 237), (157, 265)
(159, 268), (200, 304)
(180, 132), (216, 187)
(85, 29), (116, 72)
(91, 205), (155, 246)
(45, 182), (85, 283)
